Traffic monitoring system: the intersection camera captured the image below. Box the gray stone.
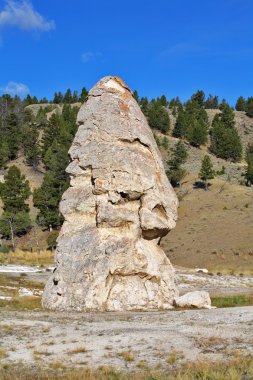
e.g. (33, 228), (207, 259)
(42, 76), (179, 311)
(174, 291), (212, 309)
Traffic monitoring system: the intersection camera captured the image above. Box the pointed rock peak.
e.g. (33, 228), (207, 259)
(89, 76), (132, 97)
(42, 76), (179, 312)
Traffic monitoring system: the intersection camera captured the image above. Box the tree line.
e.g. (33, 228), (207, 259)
(0, 94), (79, 245)
(23, 87), (88, 105)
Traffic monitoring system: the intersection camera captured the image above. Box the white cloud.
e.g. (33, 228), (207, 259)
(81, 51), (102, 63)
(0, 0), (55, 31)
(0, 81), (30, 96)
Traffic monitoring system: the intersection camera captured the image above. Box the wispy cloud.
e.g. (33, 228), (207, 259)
(160, 42), (207, 59)
(159, 42), (253, 62)
(0, 0), (55, 31)
(81, 51), (102, 63)
(0, 81), (29, 96)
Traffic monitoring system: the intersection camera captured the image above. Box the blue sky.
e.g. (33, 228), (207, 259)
(0, 0), (253, 104)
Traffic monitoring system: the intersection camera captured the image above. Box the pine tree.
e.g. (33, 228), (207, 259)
(186, 118), (208, 147)
(220, 104), (235, 128)
(245, 157), (253, 186)
(161, 136), (169, 150)
(245, 144), (253, 186)
(148, 101), (170, 133)
(33, 172), (65, 229)
(140, 97), (149, 116)
(246, 97), (253, 118)
(24, 94), (33, 105)
(173, 100), (208, 145)
(33, 136), (70, 229)
(0, 140), (10, 169)
(205, 94), (219, 109)
(0, 211), (32, 245)
(23, 108), (34, 124)
(235, 96), (246, 111)
(63, 89), (72, 103)
(36, 108), (48, 128)
(166, 141), (188, 187)
(53, 92), (63, 104)
(32, 96), (39, 104)
(0, 166), (30, 212)
(219, 98), (229, 110)
(191, 90), (205, 108)
(0, 166), (31, 245)
(33, 107), (78, 229)
(160, 95), (167, 107)
(72, 91), (79, 103)
(199, 155), (215, 190)
(41, 113), (61, 159)
(168, 97), (182, 109)
(173, 108), (187, 138)
(4, 112), (20, 158)
(40, 97), (48, 104)
(79, 87), (88, 103)
(21, 122), (40, 168)
(210, 106), (242, 161)
(133, 90), (139, 103)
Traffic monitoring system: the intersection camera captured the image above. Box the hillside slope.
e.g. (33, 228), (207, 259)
(162, 177), (253, 274)
(1, 106), (253, 273)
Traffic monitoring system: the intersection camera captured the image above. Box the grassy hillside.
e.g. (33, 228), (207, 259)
(162, 177), (253, 274)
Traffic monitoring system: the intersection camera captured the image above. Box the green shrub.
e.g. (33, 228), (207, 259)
(0, 244), (10, 254)
(47, 230), (59, 250)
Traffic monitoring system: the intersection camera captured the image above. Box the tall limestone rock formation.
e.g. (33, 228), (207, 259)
(42, 76), (179, 311)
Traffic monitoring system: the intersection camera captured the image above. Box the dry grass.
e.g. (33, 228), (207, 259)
(194, 336), (229, 353)
(0, 356), (252, 379)
(0, 268), (44, 310)
(0, 295), (42, 311)
(0, 347), (8, 359)
(117, 350), (135, 362)
(0, 249), (54, 265)
(167, 350), (185, 364)
(67, 347), (88, 355)
(0, 272), (44, 290)
(162, 178), (253, 273)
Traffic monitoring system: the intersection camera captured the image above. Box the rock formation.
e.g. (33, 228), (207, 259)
(42, 76), (179, 311)
(174, 291), (212, 309)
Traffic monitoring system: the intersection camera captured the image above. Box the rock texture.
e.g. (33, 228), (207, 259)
(174, 291), (212, 309)
(42, 76), (179, 311)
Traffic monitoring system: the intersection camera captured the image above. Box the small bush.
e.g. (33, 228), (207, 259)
(0, 244), (10, 254)
(47, 231), (59, 250)
(216, 165), (226, 176)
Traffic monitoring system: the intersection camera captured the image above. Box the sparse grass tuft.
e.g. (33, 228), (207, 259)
(117, 350), (134, 362)
(167, 350), (185, 364)
(0, 347), (8, 359)
(67, 347), (87, 355)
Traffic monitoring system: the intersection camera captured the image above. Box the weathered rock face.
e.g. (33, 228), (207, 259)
(42, 76), (179, 311)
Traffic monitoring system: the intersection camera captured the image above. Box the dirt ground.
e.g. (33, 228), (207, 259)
(0, 266), (253, 371)
(1, 306), (253, 371)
